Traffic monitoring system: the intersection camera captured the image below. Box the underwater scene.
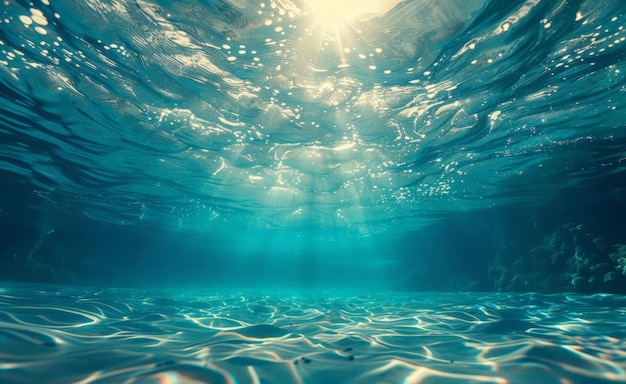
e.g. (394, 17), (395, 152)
(1, 0), (626, 382)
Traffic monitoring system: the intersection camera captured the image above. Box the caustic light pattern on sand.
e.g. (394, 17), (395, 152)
(1, 284), (625, 383)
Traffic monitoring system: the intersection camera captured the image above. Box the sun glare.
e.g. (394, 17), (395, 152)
(305, 0), (401, 28)
(307, 0), (358, 27)
(302, 0), (403, 66)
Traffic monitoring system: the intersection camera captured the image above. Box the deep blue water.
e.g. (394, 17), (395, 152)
(1, 0), (626, 382)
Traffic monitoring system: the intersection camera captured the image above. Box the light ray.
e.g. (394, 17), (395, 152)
(301, 0), (404, 68)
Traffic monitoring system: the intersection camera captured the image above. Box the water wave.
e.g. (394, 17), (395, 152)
(1, 0), (625, 233)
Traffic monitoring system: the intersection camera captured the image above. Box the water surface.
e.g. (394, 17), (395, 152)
(1, 0), (625, 235)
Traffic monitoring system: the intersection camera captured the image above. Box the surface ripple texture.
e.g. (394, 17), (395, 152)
(1, 0), (625, 234)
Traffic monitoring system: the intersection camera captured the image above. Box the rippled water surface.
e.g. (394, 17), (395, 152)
(0, 282), (625, 383)
(2, 0), (626, 234)
(3, 2), (626, 382)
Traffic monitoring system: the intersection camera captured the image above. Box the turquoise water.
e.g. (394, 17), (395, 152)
(1, 0), (625, 234)
(2, 0), (626, 382)
(2, 283), (626, 384)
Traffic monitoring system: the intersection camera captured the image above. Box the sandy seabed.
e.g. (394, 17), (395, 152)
(1, 282), (625, 383)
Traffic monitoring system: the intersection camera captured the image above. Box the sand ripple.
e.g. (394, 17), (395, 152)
(0, 283), (625, 383)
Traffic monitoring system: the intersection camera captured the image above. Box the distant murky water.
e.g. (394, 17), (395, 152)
(1, 282), (625, 383)
(1, 0), (626, 235)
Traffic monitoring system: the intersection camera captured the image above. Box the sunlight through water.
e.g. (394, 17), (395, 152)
(2, 1), (626, 383)
(1, 0), (624, 236)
